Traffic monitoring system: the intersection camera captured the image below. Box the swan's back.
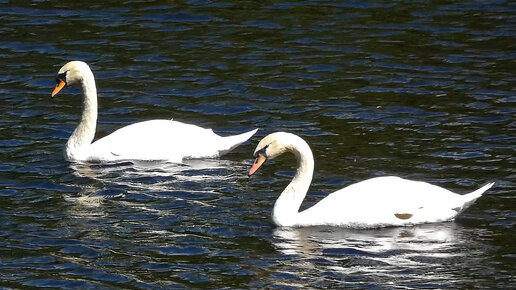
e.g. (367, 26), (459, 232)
(88, 120), (254, 162)
(299, 176), (492, 228)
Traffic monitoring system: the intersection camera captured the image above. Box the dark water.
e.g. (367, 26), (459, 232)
(1, 0), (514, 288)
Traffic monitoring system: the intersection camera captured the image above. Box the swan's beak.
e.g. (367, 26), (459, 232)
(51, 80), (66, 97)
(248, 154), (266, 176)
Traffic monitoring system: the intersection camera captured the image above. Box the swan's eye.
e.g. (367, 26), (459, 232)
(253, 144), (269, 158)
(56, 72), (67, 84)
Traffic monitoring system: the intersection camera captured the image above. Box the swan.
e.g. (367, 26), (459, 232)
(51, 61), (257, 163)
(248, 132), (494, 228)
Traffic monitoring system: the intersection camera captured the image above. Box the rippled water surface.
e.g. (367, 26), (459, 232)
(1, 1), (514, 288)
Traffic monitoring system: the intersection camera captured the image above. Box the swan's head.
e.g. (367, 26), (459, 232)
(249, 132), (301, 176)
(51, 61), (93, 97)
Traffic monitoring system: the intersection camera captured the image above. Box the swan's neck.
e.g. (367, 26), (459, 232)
(272, 140), (314, 227)
(66, 74), (97, 159)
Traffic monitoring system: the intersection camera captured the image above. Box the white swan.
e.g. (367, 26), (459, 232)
(248, 132), (494, 228)
(52, 61), (257, 163)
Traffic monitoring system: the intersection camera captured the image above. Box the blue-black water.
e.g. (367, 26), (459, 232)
(0, 1), (514, 288)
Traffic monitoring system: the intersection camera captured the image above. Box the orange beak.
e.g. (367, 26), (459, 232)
(248, 154), (266, 176)
(51, 80), (66, 97)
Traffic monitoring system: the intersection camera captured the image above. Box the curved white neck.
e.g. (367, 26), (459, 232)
(66, 72), (97, 158)
(272, 138), (314, 227)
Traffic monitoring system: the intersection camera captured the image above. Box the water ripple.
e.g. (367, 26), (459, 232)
(0, 0), (513, 288)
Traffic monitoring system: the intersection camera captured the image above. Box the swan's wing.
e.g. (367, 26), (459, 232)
(301, 176), (464, 227)
(89, 120), (225, 162)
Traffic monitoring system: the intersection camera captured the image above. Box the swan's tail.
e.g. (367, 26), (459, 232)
(218, 128), (258, 156)
(456, 182), (494, 214)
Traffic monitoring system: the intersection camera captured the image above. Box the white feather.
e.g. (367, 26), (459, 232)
(53, 61), (257, 163)
(250, 132), (494, 228)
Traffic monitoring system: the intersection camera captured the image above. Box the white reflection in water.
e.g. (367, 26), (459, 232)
(70, 159), (240, 180)
(65, 159), (245, 209)
(273, 223), (464, 286)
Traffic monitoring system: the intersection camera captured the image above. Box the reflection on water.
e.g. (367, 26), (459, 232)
(273, 224), (475, 288)
(66, 158), (244, 208)
(70, 158), (239, 183)
(274, 224), (457, 256)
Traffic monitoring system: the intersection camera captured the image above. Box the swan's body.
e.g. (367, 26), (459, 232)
(52, 61), (257, 163)
(248, 132), (494, 228)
